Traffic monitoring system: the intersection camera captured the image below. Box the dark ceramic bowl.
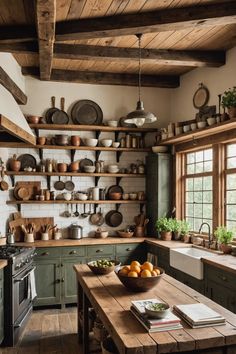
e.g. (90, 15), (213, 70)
(88, 260), (120, 275)
(115, 266), (164, 292)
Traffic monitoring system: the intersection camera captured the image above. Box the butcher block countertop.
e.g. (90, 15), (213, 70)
(74, 264), (236, 354)
(0, 260), (7, 269)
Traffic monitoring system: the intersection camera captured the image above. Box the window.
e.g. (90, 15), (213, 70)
(225, 143), (236, 233)
(184, 149), (213, 233)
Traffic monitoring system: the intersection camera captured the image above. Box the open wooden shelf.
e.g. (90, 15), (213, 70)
(29, 123), (156, 133)
(159, 118), (236, 146)
(6, 171), (145, 178)
(7, 200), (146, 205)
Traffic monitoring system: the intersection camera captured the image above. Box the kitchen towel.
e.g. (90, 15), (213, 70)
(29, 268), (37, 300)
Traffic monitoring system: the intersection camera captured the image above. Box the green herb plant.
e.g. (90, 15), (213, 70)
(155, 217), (174, 232)
(214, 226), (233, 245)
(221, 87), (236, 108)
(180, 220), (190, 236)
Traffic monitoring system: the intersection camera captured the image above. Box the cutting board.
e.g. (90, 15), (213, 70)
(14, 181), (41, 200)
(9, 217), (54, 241)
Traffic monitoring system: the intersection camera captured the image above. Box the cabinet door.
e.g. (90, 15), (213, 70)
(33, 259), (61, 307)
(0, 270), (4, 344)
(62, 258), (85, 304)
(116, 243), (146, 265)
(146, 153), (172, 236)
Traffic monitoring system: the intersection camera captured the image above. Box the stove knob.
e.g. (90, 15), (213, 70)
(15, 263), (21, 270)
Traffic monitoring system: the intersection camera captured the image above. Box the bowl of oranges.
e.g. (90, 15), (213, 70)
(115, 261), (164, 292)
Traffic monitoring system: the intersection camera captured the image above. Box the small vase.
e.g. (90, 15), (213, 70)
(227, 107), (236, 119)
(160, 231), (172, 241)
(219, 244), (232, 254)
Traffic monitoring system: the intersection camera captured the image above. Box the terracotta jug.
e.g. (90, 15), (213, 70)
(71, 136), (81, 146)
(9, 155), (21, 172)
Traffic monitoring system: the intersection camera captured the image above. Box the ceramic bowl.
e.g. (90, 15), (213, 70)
(117, 230), (134, 238)
(112, 142), (120, 148)
(197, 121), (207, 129)
(100, 139), (113, 147)
(207, 117), (216, 126)
(84, 165), (95, 173)
(129, 193), (137, 200)
(83, 138), (98, 147)
(122, 193), (129, 200)
(94, 230), (109, 238)
(183, 125), (190, 133)
(190, 123), (197, 130)
(26, 115), (41, 124)
(115, 266), (164, 292)
(145, 302), (170, 319)
(88, 260), (120, 275)
(63, 193), (72, 201)
(107, 120), (118, 127)
(77, 193), (88, 201)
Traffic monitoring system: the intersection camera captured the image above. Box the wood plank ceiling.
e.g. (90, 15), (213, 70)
(0, 0), (236, 87)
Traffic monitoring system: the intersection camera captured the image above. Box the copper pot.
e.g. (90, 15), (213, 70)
(69, 161), (79, 172)
(57, 163), (68, 172)
(71, 136), (81, 146)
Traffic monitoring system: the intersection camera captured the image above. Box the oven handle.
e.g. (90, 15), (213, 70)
(14, 307), (32, 328)
(14, 266), (36, 282)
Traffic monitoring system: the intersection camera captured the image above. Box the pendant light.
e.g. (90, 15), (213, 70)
(124, 34), (157, 127)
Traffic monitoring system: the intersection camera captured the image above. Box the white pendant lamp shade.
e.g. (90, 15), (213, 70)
(124, 34), (157, 127)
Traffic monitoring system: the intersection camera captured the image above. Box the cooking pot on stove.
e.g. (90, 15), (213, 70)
(69, 223), (83, 239)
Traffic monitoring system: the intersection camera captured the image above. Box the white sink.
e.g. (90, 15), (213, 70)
(170, 247), (216, 280)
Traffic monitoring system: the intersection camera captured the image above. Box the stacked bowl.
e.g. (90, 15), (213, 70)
(107, 164), (119, 173)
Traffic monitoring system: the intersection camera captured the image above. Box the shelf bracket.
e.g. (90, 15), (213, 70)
(46, 175), (51, 190)
(116, 151), (123, 162)
(95, 131), (101, 140)
(115, 203), (121, 211)
(10, 175), (15, 187)
(35, 128), (39, 138)
(114, 131), (119, 142)
(116, 177), (122, 185)
(94, 203), (98, 213)
(70, 150), (76, 163)
(39, 148), (43, 161)
(95, 150), (101, 161)
(140, 203), (145, 213)
(95, 176), (100, 187)
(17, 204), (21, 212)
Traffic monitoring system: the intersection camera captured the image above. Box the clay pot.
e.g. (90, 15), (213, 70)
(71, 136), (81, 146)
(219, 244), (232, 254)
(9, 155), (21, 172)
(69, 161), (79, 172)
(160, 231), (172, 241)
(228, 107), (236, 119)
(37, 137), (46, 145)
(26, 115), (41, 124)
(55, 135), (68, 146)
(57, 163), (68, 172)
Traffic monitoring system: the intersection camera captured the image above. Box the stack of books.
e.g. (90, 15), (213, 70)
(173, 303), (225, 328)
(130, 299), (182, 332)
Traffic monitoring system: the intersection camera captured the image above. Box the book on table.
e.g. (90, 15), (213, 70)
(130, 299), (182, 333)
(173, 303), (225, 328)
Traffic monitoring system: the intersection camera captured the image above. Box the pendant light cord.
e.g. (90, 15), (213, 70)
(137, 33), (142, 102)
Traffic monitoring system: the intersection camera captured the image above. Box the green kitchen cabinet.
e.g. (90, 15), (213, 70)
(33, 258), (61, 306)
(146, 153), (172, 237)
(62, 257), (85, 304)
(115, 243), (147, 265)
(0, 269), (4, 344)
(204, 264), (236, 313)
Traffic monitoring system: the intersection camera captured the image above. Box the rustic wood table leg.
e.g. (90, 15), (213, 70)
(77, 281), (83, 343)
(82, 291), (90, 354)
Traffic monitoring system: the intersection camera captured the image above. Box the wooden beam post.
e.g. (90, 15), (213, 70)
(0, 67), (27, 105)
(36, 0), (56, 80)
(21, 66), (180, 88)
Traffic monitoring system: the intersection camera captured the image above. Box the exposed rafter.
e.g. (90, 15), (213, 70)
(36, 0), (56, 80)
(0, 42), (226, 68)
(55, 1), (236, 41)
(0, 67), (27, 105)
(21, 67), (180, 88)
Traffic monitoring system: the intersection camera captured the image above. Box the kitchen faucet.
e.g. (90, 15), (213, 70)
(198, 222), (212, 248)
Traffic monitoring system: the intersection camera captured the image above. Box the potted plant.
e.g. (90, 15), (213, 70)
(172, 219), (182, 240)
(155, 217), (173, 241)
(221, 87), (236, 119)
(214, 226), (233, 254)
(180, 220), (190, 242)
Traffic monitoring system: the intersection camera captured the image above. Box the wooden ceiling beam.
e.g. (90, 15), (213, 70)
(21, 67), (180, 88)
(0, 67), (27, 105)
(0, 41), (225, 67)
(55, 1), (236, 41)
(0, 25), (36, 43)
(36, 0), (56, 80)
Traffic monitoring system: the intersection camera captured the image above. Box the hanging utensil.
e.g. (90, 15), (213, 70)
(45, 96), (60, 124)
(65, 176), (75, 191)
(96, 208), (104, 226)
(54, 176), (65, 190)
(81, 204), (89, 218)
(0, 167), (9, 191)
(74, 204), (80, 217)
(51, 97), (69, 124)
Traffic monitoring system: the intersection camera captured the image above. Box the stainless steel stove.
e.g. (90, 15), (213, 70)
(0, 245), (36, 346)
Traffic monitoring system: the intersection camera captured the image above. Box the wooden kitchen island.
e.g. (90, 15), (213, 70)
(74, 264), (236, 354)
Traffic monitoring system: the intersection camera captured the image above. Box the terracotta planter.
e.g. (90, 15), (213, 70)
(227, 107), (236, 119)
(173, 231), (181, 240)
(160, 231), (172, 241)
(219, 244), (232, 254)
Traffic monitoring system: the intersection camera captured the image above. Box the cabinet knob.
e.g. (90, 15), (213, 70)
(96, 249), (103, 253)
(56, 279), (61, 283)
(69, 250), (77, 255)
(126, 248), (132, 251)
(42, 252), (49, 256)
(61, 278), (65, 283)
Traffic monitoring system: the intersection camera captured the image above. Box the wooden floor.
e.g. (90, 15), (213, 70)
(0, 307), (102, 354)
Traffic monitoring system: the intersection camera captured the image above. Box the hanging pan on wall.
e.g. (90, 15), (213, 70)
(105, 210), (123, 227)
(71, 100), (103, 125)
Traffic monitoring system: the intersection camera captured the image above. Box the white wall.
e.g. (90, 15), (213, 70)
(170, 46), (236, 122)
(0, 53), (25, 92)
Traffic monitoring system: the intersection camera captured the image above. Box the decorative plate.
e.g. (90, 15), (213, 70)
(71, 100), (103, 125)
(18, 154), (37, 171)
(79, 158), (93, 172)
(193, 84), (209, 109)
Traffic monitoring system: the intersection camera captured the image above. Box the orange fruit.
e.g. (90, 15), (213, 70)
(141, 261), (153, 272)
(140, 269), (152, 278)
(130, 260), (141, 268)
(128, 271), (139, 278)
(151, 270), (158, 277)
(154, 268), (161, 275)
(119, 268), (129, 276)
(130, 264), (141, 274)
(122, 265), (131, 272)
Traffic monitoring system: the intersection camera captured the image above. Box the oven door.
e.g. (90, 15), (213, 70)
(13, 265), (35, 323)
